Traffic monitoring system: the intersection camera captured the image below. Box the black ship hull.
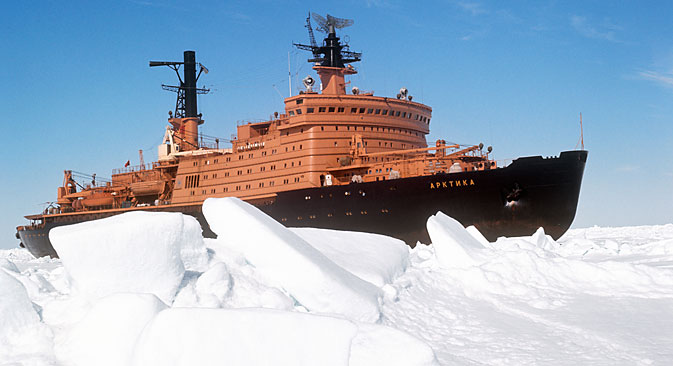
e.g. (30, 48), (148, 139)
(17, 150), (587, 258)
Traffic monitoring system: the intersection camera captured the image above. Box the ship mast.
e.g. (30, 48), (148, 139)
(149, 51), (210, 151)
(294, 13), (361, 95)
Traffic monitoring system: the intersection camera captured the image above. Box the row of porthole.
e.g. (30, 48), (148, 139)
(188, 176), (299, 195)
(280, 208), (390, 222)
(288, 106), (430, 124)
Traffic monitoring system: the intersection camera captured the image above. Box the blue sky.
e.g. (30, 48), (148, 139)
(2, 0), (672, 249)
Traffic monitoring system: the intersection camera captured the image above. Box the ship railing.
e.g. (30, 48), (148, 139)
(112, 162), (159, 175)
(237, 119), (268, 126)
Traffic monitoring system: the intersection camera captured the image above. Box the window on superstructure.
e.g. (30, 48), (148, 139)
(211, 189), (216, 194)
(260, 166), (265, 172)
(375, 109), (380, 114)
(296, 99), (303, 105)
(248, 153), (253, 158)
(382, 110), (388, 115)
(307, 108), (314, 113)
(408, 113), (412, 119)
(214, 159), (218, 163)
(203, 175), (208, 180)
(328, 107), (335, 112)
(294, 177), (300, 182)
(247, 169), (252, 174)
(296, 109), (302, 115)
(225, 172), (229, 177)
(402, 112), (407, 118)
(237, 170), (242, 175)
(245, 184), (251, 189)
(298, 161), (301, 166)
(259, 182), (264, 188)
(338, 107), (344, 112)
(319, 107), (326, 113)
(226, 157), (231, 162)
(321, 126), (324, 131)
(236, 186), (240, 190)
(347, 126), (350, 131)
(213, 173), (217, 178)
(334, 141), (337, 146)
(224, 187), (228, 192)
(291, 162), (294, 167)
(350, 107), (357, 113)
(292, 146), (295, 151)
(289, 111), (295, 116)
(284, 163), (287, 168)
(359, 108), (365, 113)
(299, 144), (302, 149)
(367, 108), (373, 114)
(335, 126), (338, 131)
(395, 111), (401, 117)
(270, 181), (275, 186)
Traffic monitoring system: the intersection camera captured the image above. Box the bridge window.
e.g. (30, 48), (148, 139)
(319, 107), (326, 112)
(338, 107), (344, 112)
(288, 110), (295, 116)
(306, 108), (314, 113)
(328, 107), (335, 112)
(351, 107), (357, 113)
(295, 109), (302, 115)
(375, 109), (380, 114)
(359, 108), (365, 113)
(367, 108), (373, 114)
(382, 110), (388, 115)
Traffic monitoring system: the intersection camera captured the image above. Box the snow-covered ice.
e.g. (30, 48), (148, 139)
(291, 227), (409, 287)
(49, 211), (204, 304)
(2, 202), (673, 365)
(202, 197), (381, 322)
(55, 293), (167, 366)
(131, 308), (437, 366)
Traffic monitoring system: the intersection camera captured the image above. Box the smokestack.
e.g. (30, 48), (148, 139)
(183, 51), (198, 118)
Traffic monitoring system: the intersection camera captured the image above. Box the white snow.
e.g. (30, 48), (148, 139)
(0, 268), (54, 364)
(291, 227), (409, 287)
(55, 293), (167, 366)
(131, 307), (437, 366)
(202, 197), (381, 322)
(49, 211), (202, 304)
(3, 204), (673, 365)
(427, 211), (489, 268)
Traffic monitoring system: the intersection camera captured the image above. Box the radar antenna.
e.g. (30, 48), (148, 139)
(293, 12), (361, 68)
(312, 13), (354, 34)
(149, 51), (210, 118)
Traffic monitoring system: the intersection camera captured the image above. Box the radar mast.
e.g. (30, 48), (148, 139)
(294, 13), (361, 94)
